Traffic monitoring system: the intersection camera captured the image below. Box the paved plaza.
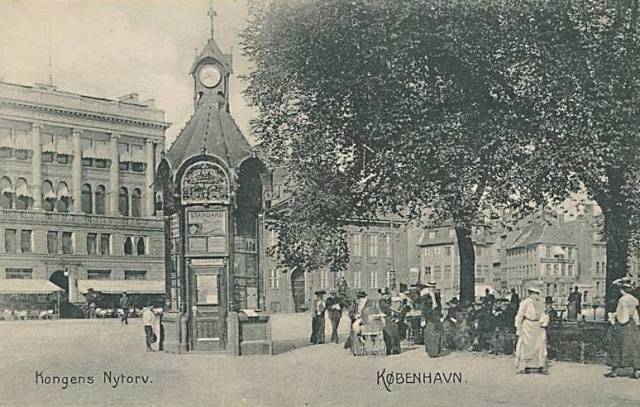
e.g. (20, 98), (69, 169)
(1, 319), (639, 407)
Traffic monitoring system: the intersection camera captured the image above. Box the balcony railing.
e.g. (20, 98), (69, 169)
(0, 208), (163, 229)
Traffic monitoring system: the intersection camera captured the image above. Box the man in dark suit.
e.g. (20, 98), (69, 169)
(325, 289), (342, 344)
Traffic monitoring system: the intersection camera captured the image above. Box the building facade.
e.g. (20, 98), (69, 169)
(0, 81), (168, 309)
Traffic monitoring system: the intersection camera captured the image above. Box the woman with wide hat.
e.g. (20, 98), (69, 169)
(605, 276), (640, 379)
(514, 282), (548, 374)
(420, 281), (444, 357)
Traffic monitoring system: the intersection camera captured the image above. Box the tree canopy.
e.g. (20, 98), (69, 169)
(243, 0), (640, 304)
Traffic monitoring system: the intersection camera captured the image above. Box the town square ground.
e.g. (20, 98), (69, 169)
(1, 319), (639, 407)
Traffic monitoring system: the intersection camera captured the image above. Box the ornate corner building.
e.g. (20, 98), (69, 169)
(0, 81), (169, 313)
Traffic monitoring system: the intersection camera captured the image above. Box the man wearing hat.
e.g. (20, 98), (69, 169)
(514, 283), (548, 374)
(567, 286), (582, 320)
(310, 290), (327, 345)
(378, 287), (401, 355)
(325, 289), (342, 344)
(605, 276), (640, 379)
(345, 290), (368, 350)
(119, 291), (130, 325)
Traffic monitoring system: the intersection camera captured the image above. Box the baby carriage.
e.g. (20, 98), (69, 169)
(351, 299), (387, 357)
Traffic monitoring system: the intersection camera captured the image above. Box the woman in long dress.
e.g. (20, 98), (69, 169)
(606, 277), (640, 379)
(514, 285), (548, 374)
(421, 283), (444, 357)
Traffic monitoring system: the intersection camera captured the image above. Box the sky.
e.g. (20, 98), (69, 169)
(0, 0), (256, 147)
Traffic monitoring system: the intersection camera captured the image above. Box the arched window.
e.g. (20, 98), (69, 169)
(118, 187), (129, 217)
(95, 185), (106, 215)
(136, 237), (145, 255)
(42, 180), (55, 211)
(55, 182), (70, 212)
(81, 184), (92, 214)
(0, 176), (13, 209)
(131, 188), (142, 217)
(15, 178), (32, 210)
(124, 236), (133, 255)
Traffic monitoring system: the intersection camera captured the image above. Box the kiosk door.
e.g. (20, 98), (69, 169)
(191, 264), (226, 351)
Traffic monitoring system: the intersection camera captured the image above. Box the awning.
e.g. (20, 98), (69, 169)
(42, 141), (57, 153)
(130, 145), (145, 163)
(551, 246), (566, 258)
(94, 141), (110, 159)
(0, 279), (64, 294)
(78, 280), (164, 294)
(55, 137), (73, 155)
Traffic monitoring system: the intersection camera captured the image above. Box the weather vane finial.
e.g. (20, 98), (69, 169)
(207, 0), (217, 41)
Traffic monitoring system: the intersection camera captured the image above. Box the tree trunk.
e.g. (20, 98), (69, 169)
(456, 225), (476, 304)
(596, 169), (632, 314)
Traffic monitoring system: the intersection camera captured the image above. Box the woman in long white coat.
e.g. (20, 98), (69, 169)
(514, 286), (549, 374)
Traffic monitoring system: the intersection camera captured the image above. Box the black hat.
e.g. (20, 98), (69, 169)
(356, 290), (367, 298)
(447, 297), (459, 305)
(378, 287), (390, 296)
(545, 296), (553, 304)
(314, 290), (326, 296)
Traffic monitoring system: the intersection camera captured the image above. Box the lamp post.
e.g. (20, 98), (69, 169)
(592, 295), (600, 321)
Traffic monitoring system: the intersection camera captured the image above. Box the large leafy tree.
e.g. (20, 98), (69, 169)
(503, 0), (640, 309)
(243, 0), (640, 305)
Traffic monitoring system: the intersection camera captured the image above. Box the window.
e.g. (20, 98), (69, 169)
(444, 265), (452, 280)
(568, 264), (573, 276)
(124, 270), (147, 280)
(100, 234), (111, 255)
(196, 274), (219, 304)
(131, 188), (142, 217)
(41, 180), (55, 211)
(81, 184), (92, 214)
(95, 185), (106, 215)
(20, 230), (32, 253)
(476, 246), (482, 257)
(352, 234), (361, 257)
(596, 262), (600, 274)
(445, 246), (452, 257)
(124, 236), (133, 255)
(386, 270), (396, 288)
(369, 235), (378, 257)
(14, 178), (31, 210)
(119, 187), (129, 216)
(87, 233), (97, 255)
(320, 269), (328, 288)
(62, 232), (74, 254)
(546, 245), (552, 257)
(428, 231), (435, 239)
(353, 269), (361, 288)
(47, 231), (58, 254)
(55, 182), (70, 212)
(0, 177), (12, 209)
(4, 229), (16, 252)
(449, 229), (455, 237)
(386, 235), (393, 258)
(6, 268), (32, 279)
(369, 269), (378, 288)
(269, 268), (279, 289)
(433, 265), (442, 281)
(136, 237), (145, 255)
(87, 270), (111, 280)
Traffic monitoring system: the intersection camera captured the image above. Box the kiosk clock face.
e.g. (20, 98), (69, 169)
(198, 64), (222, 88)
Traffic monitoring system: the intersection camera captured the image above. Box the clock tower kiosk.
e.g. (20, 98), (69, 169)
(156, 11), (269, 354)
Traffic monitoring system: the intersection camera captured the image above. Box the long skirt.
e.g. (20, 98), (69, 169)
(608, 322), (640, 369)
(424, 320), (444, 357)
(310, 314), (325, 344)
(515, 320), (547, 370)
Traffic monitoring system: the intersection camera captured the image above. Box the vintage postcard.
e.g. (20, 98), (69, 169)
(1, 1), (640, 406)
